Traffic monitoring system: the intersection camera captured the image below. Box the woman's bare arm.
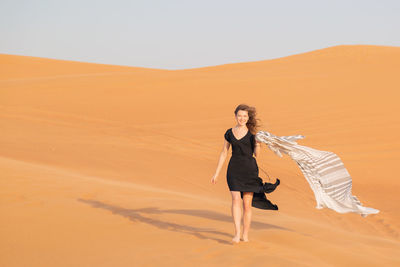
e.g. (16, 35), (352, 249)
(211, 139), (230, 183)
(253, 139), (261, 158)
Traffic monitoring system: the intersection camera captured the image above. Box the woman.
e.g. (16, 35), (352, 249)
(211, 104), (280, 243)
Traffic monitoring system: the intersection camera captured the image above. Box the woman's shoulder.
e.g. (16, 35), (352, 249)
(224, 128), (232, 142)
(249, 130), (255, 141)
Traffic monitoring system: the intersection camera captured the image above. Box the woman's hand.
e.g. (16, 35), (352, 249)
(211, 174), (218, 184)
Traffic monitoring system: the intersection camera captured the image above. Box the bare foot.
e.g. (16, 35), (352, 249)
(232, 235), (240, 243)
(242, 236), (249, 242)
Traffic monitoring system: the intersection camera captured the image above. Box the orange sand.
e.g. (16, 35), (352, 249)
(1, 45), (399, 266)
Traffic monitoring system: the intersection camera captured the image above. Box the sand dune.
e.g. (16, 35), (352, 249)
(1, 45), (400, 266)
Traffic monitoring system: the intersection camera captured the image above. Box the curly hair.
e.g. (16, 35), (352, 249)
(234, 104), (262, 134)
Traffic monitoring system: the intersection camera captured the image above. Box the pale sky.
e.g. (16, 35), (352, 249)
(1, 0), (399, 70)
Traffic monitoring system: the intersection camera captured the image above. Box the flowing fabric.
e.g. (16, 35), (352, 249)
(255, 131), (379, 217)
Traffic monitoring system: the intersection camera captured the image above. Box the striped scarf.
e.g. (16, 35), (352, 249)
(255, 131), (379, 217)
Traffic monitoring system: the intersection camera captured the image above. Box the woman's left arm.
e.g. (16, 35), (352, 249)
(253, 139), (261, 158)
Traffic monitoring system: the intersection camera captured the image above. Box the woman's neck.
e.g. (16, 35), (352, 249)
(235, 125), (247, 129)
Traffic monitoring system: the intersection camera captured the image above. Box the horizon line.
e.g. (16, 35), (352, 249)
(1, 43), (399, 72)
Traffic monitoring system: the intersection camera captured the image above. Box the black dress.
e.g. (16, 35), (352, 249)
(224, 128), (279, 210)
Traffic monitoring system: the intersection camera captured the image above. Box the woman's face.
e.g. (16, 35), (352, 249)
(235, 110), (249, 126)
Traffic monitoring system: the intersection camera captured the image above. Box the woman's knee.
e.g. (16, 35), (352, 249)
(243, 203), (252, 212)
(243, 199), (252, 210)
(242, 192), (253, 211)
(232, 198), (241, 206)
(231, 191), (241, 201)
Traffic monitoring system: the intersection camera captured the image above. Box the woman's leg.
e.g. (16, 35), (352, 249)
(242, 192), (254, 241)
(230, 191), (242, 242)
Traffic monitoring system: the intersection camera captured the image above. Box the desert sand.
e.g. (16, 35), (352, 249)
(1, 45), (399, 266)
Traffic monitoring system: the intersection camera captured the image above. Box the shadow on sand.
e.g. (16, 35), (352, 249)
(77, 198), (296, 245)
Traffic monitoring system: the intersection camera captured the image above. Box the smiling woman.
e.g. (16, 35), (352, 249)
(223, 106), (279, 210)
(211, 103), (280, 244)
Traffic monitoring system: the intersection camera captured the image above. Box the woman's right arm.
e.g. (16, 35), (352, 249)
(211, 140), (230, 184)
